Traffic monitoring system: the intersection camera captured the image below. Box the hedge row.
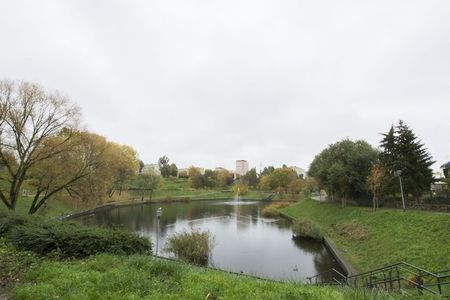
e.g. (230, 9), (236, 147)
(0, 211), (151, 258)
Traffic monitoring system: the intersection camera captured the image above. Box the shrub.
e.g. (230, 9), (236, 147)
(261, 205), (280, 218)
(232, 183), (249, 196)
(292, 219), (323, 240)
(164, 229), (215, 265)
(0, 212), (151, 258)
(333, 220), (368, 240)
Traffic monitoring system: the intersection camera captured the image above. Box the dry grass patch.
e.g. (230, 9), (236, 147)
(333, 220), (369, 240)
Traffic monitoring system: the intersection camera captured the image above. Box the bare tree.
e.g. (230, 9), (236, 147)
(0, 79), (80, 211)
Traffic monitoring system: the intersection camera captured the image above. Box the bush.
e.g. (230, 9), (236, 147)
(164, 229), (215, 265)
(232, 183), (248, 196)
(261, 205), (280, 218)
(292, 219), (323, 240)
(0, 212), (151, 258)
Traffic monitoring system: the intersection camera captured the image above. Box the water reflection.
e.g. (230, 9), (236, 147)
(77, 200), (343, 281)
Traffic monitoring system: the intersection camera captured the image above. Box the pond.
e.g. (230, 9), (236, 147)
(76, 200), (344, 282)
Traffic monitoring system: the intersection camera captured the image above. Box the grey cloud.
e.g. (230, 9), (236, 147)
(1, 0), (449, 170)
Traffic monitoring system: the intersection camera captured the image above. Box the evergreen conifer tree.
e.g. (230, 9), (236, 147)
(379, 120), (434, 204)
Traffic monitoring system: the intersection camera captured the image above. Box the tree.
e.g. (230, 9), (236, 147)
(169, 163), (178, 177)
(215, 169), (233, 188)
(135, 172), (160, 201)
(308, 139), (378, 207)
(0, 80), (80, 211)
(188, 167), (207, 189)
(259, 166), (275, 177)
(367, 164), (387, 211)
(258, 167), (298, 192)
(158, 155), (170, 178)
(242, 168), (258, 187)
(379, 120), (434, 204)
(107, 144), (139, 197)
(138, 160), (145, 173)
(302, 177), (319, 197)
(27, 131), (106, 213)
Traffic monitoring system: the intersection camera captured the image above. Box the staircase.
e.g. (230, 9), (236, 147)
(307, 262), (450, 297)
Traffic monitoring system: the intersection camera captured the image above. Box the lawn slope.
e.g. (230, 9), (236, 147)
(281, 199), (450, 273)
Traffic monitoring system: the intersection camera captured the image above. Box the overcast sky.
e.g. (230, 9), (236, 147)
(1, 1), (449, 171)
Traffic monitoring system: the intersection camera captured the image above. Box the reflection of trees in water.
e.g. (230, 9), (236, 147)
(80, 200), (264, 235)
(291, 237), (343, 281)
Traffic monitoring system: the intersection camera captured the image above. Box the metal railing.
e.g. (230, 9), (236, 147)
(308, 262), (450, 297)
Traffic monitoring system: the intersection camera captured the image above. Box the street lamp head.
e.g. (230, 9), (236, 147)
(394, 170), (402, 177)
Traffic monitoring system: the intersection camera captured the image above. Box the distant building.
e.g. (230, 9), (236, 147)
(142, 164), (161, 176)
(215, 167), (229, 172)
(441, 161), (450, 178)
(289, 166), (307, 178)
(235, 160), (249, 176)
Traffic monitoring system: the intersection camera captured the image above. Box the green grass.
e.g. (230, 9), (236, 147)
(148, 178), (272, 201)
(0, 196), (74, 217)
(11, 253), (409, 300)
(281, 198), (450, 273)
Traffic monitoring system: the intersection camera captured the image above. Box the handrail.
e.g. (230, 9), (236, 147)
(309, 261), (449, 297)
(346, 261), (441, 279)
(306, 268), (346, 282)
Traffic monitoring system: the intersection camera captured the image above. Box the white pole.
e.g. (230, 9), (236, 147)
(399, 176), (406, 211)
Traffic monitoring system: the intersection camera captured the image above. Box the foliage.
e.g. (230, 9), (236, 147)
(106, 143), (139, 197)
(0, 238), (38, 289)
(367, 164), (388, 211)
(169, 163), (178, 177)
(308, 139), (378, 207)
(135, 172), (161, 201)
(291, 219), (323, 240)
(0, 211), (151, 258)
(165, 229), (215, 265)
(302, 177), (319, 197)
(215, 169), (234, 188)
(379, 121), (434, 204)
(158, 156), (171, 178)
(259, 167), (298, 191)
(188, 167), (233, 189)
(0, 80), (80, 212)
(259, 166), (275, 177)
(188, 167), (207, 188)
(261, 205), (280, 218)
(240, 168), (258, 187)
(232, 183), (249, 196)
(281, 198), (450, 272)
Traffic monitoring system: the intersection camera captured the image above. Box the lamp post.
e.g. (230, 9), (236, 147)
(394, 170), (406, 211)
(156, 207), (162, 256)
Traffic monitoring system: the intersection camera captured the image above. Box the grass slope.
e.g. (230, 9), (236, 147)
(12, 253), (404, 300)
(281, 199), (450, 273)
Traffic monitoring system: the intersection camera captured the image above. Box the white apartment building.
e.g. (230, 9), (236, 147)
(235, 160), (249, 176)
(289, 166), (307, 178)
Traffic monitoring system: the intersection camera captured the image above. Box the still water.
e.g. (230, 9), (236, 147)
(76, 200), (343, 281)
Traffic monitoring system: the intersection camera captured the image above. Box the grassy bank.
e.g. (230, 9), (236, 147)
(0, 196), (75, 217)
(0, 239), (409, 300)
(149, 178), (272, 201)
(281, 198), (450, 273)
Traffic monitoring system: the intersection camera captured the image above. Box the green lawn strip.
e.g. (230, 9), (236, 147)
(280, 199), (450, 273)
(0, 196), (74, 217)
(11, 253), (409, 300)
